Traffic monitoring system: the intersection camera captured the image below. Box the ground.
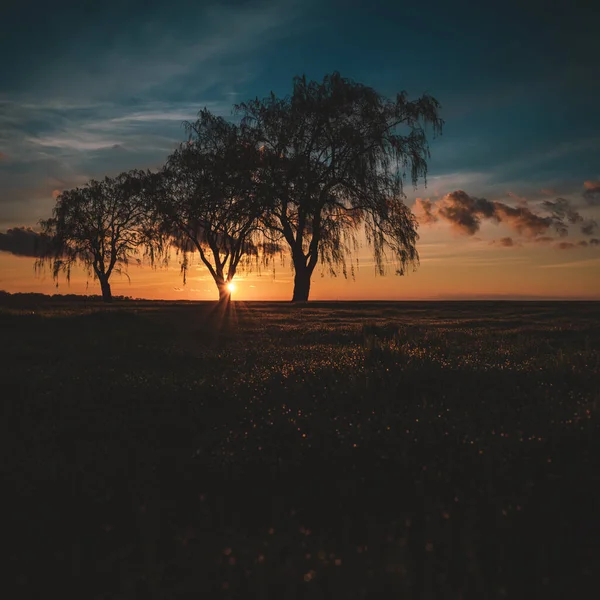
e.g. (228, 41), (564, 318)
(3, 294), (600, 599)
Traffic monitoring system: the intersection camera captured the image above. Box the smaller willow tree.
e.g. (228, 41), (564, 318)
(153, 109), (272, 302)
(38, 170), (162, 302)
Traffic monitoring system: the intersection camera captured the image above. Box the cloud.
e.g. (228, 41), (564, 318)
(0, 0), (306, 226)
(30, 133), (122, 151)
(506, 191), (528, 206)
(493, 202), (560, 236)
(0, 151), (7, 160)
(416, 190), (566, 237)
(490, 237), (516, 247)
(0, 227), (50, 257)
(590, 238), (600, 246)
(555, 241), (590, 250)
(9, 0), (301, 103)
(581, 219), (598, 236)
(583, 181), (600, 206)
(541, 197), (598, 236)
(538, 257), (600, 269)
(533, 236), (556, 243)
(436, 190), (495, 235)
(413, 198), (438, 224)
(499, 237), (515, 247)
(556, 242), (575, 250)
(541, 197), (583, 224)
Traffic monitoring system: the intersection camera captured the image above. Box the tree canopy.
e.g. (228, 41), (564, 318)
(235, 72), (444, 301)
(152, 109), (274, 302)
(38, 170), (162, 302)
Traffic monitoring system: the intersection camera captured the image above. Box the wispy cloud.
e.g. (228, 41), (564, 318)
(14, 1), (302, 102)
(29, 134), (122, 151)
(0, 0), (305, 226)
(538, 257), (600, 269)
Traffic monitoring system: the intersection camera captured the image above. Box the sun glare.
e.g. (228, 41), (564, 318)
(227, 282), (236, 294)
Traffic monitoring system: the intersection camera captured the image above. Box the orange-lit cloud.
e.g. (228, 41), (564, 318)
(507, 191), (528, 206)
(413, 198), (438, 224)
(583, 181), (600, 206)
(497, 237), (515, 247)
(415, 190), (569, 237)
(0, 152), (7, 160)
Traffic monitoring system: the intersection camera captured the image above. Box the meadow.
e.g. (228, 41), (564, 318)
(3, 294), (600, 599)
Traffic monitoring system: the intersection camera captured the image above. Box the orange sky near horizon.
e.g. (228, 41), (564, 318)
(2, 221), (599, 301)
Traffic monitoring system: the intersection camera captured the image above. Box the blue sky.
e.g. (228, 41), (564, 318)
(1, 0), (599, 299)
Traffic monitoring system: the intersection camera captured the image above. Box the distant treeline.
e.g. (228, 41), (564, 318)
(0, 290), (135, 304)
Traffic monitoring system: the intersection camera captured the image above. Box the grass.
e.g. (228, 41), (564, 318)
(3, 295), (600, 599)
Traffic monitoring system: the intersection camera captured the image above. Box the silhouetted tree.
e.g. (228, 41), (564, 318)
(236, 72), (444, 301)
(38, 171), (161, 302)
(152, 109), (272, 303)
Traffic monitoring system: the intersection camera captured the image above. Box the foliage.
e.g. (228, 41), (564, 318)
(235, 72), (444, 300)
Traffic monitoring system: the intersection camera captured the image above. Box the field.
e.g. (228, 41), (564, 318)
(3, 295), (600, 599)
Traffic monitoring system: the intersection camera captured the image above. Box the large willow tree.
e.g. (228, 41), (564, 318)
(153, 109), (271, 302)
(38, 170), (161, 302)
(236, 72), (444, 301)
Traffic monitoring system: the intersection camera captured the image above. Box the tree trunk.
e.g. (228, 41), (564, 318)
(217, 281), (231, 304)
(291, 264), (312, 302)
(99, 277), (112, 303)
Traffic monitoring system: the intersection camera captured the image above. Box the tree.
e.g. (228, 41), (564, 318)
(152, 109), (272, 303)
(38, 170), (162, 302)
(235, 72), (444, 301)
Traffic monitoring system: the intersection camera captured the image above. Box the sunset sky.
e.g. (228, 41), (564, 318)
(1, 0), (599, 300)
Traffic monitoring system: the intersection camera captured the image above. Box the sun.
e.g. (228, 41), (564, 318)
(227, 282), (236, 294)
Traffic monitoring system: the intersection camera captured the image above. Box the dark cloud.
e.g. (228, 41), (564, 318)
(416, 190), (565, 237)
(541, 197), (597, 236)
(493, 202), (562, 237)
(542, 197), (583, 224)
(581, 219), (598, 236)
(556, 242), (576, 250)
(590, 238), (600, 246)
(0, 227), (50, 257)
(494, 237), (515, 247)
(533, 236), (555, 243)
(555, 240), (590, 251)
(583, 181), (600, 206)
(435, 191), (496, 235)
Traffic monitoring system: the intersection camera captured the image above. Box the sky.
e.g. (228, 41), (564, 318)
(1, 0), (599, 300)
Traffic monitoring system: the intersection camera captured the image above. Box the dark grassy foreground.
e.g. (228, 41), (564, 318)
(2, 296), (600, 599)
